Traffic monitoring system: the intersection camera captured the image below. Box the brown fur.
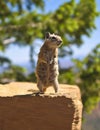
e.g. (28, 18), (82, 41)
(36, 32), (62, 93)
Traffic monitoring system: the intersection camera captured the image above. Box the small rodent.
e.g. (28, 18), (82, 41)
(35, 32), (62, 93)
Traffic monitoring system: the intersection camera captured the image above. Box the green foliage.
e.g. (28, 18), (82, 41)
(0, 65), (27, 83)
(0, 56), (11, 65)
(26, 72), (37, 82)
(59, 44), (100, 112)
(0, 0), (99, 47)
(73, 44), (100, 112)
(59, 68), (76, 84)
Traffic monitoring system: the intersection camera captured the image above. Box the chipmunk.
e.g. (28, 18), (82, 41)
(35, 32), (62, 93)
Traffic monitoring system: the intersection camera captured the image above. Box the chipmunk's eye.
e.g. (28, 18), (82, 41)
(51, 36), (56, 40)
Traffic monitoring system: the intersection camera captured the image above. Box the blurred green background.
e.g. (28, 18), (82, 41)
(0, 0), (100, 129)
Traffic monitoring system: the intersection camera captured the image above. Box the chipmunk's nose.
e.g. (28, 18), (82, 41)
(57, 40), (62, 45)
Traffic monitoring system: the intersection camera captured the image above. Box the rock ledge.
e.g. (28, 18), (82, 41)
(0, 82), (83, 130)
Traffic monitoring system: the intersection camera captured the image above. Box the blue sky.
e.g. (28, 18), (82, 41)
(0, 0), (100, 66)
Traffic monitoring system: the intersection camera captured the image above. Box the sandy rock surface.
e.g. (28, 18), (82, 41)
(0, 82), (81, 99)
(0, 82), (82, 130)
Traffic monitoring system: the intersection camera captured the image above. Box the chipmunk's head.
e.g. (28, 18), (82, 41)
(45, 32), (62, 48)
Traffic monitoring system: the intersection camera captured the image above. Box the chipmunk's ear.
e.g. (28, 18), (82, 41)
(45, 32), (50, 39)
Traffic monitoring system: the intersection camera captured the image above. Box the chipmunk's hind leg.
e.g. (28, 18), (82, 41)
(36, 80), (47, 95)
(37, 80), (43, 91)
(53, 79), (59, 93)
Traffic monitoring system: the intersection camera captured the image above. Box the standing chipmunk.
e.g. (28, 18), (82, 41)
(36, 32), (62, 93)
